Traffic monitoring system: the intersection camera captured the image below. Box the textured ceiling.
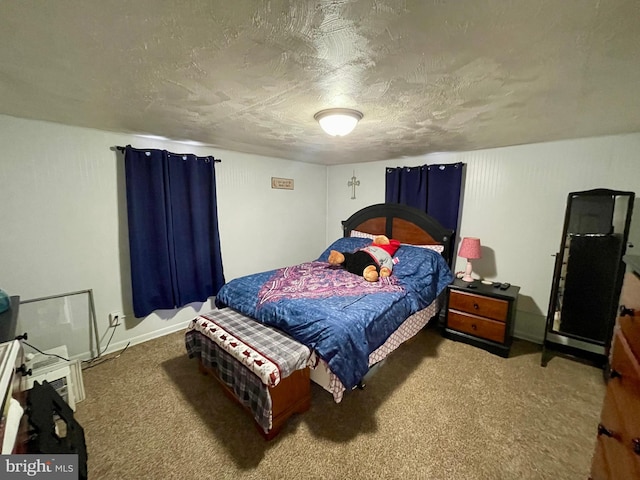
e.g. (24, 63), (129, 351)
(1, 1), (640, 165)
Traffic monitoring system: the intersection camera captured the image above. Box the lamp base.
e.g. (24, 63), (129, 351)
(461, 259), (475, 283)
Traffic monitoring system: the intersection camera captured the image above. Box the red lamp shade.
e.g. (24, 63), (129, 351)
(458, 237), (481, 282)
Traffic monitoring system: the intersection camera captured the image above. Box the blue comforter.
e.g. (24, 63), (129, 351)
(215, 237), (453, 390)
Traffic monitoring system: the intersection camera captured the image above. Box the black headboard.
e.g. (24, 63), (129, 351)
(342, 203), (455, 267)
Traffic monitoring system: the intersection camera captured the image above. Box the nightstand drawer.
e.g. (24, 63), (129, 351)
(447, 311), (506, 343)
(449, 290), (509, 322)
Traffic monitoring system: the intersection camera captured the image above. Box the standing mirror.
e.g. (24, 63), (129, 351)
(542, 188), (635, 367)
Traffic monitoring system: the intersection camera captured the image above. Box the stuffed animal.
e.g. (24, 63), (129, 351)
(328, 235), (401, 282)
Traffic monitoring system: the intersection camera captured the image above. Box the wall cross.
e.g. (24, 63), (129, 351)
(348, 171), (360, 199)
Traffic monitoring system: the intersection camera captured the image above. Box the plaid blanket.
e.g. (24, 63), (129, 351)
(187, 308), (311, 386)
(185, 329), (274, 432)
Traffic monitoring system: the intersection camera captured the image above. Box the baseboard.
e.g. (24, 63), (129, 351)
(513, 311), (545, 345)
(513, 329), (543, 345)
(71, 320), (191, 362)
(76, 315), (543, 360)
(102, 320), (192, 356)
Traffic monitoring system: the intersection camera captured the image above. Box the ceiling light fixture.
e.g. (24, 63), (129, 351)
(314, 108), (363, 137)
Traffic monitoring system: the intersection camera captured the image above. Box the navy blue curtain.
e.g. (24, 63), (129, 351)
(385, 162), (463, 231)
(385, 165), (428, 211)
(124, 146), (225, 318)
(426, 162), (463, 232)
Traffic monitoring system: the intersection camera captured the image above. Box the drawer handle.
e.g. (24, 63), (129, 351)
(473, 303), (479, 310)
(609, 369), (622, 380)
(471, 323), (477, 330)
(15, 364), (32, 377)
(597, 423), (615, 438)
(620, 305), (635, 317)
(633, 438), (640, 455)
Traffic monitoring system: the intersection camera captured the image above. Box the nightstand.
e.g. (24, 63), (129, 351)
(444, 279), (520, 357)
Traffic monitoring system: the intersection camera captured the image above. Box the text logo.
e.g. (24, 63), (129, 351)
(1, 455), (78, 479)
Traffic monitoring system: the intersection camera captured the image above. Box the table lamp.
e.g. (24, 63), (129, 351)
(458, 237), (482, 282)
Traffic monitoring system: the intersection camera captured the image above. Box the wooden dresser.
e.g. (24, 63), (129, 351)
(444, 279), (520, 357)
(590, 255), (640, 479)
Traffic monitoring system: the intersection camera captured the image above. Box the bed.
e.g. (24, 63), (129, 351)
(185, 203), (454, 437)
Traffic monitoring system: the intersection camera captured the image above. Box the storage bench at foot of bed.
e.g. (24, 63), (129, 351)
(198, 360), (310, 440)
(185, 308), (313, 440)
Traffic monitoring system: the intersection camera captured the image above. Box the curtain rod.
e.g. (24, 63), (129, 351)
(115, 145), (221, 163)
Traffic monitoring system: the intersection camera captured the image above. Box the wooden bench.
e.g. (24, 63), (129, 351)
(185, 308), (311, 440)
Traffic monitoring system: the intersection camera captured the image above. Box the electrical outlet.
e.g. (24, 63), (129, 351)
(109, 311), (124, 327)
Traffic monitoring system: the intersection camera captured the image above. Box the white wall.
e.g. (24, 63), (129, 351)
(0, 114), (327, 359)
(327, 134), (640, 343)
(2, 112), (637, 355)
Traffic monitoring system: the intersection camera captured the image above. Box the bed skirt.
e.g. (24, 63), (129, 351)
(309, 299), (440, 402)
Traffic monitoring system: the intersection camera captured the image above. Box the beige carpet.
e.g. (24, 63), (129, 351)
(74, 327), (605, 480)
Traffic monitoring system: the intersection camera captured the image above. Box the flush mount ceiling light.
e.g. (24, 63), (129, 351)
(314, 108), (363, 137)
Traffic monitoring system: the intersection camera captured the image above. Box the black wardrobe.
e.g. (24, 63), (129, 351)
(542, 188), (635, 367)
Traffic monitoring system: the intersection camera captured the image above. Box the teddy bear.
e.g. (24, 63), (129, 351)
(328, 235), (401, 282)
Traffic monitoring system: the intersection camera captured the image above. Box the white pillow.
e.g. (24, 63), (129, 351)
(406, 244), (445, 254)
(349, 230), (376, 239)
(350, 231), (444, 253)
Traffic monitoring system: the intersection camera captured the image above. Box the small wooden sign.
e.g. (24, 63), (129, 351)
(271, 177), (294, 190)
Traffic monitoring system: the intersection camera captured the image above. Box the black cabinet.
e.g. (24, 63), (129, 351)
(444, 279), (520, 357)
(542, 189), (634, 367)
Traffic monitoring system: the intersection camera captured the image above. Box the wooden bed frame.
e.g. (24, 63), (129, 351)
(307, 203), (455, 400)
(190, 203), (454, 439)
